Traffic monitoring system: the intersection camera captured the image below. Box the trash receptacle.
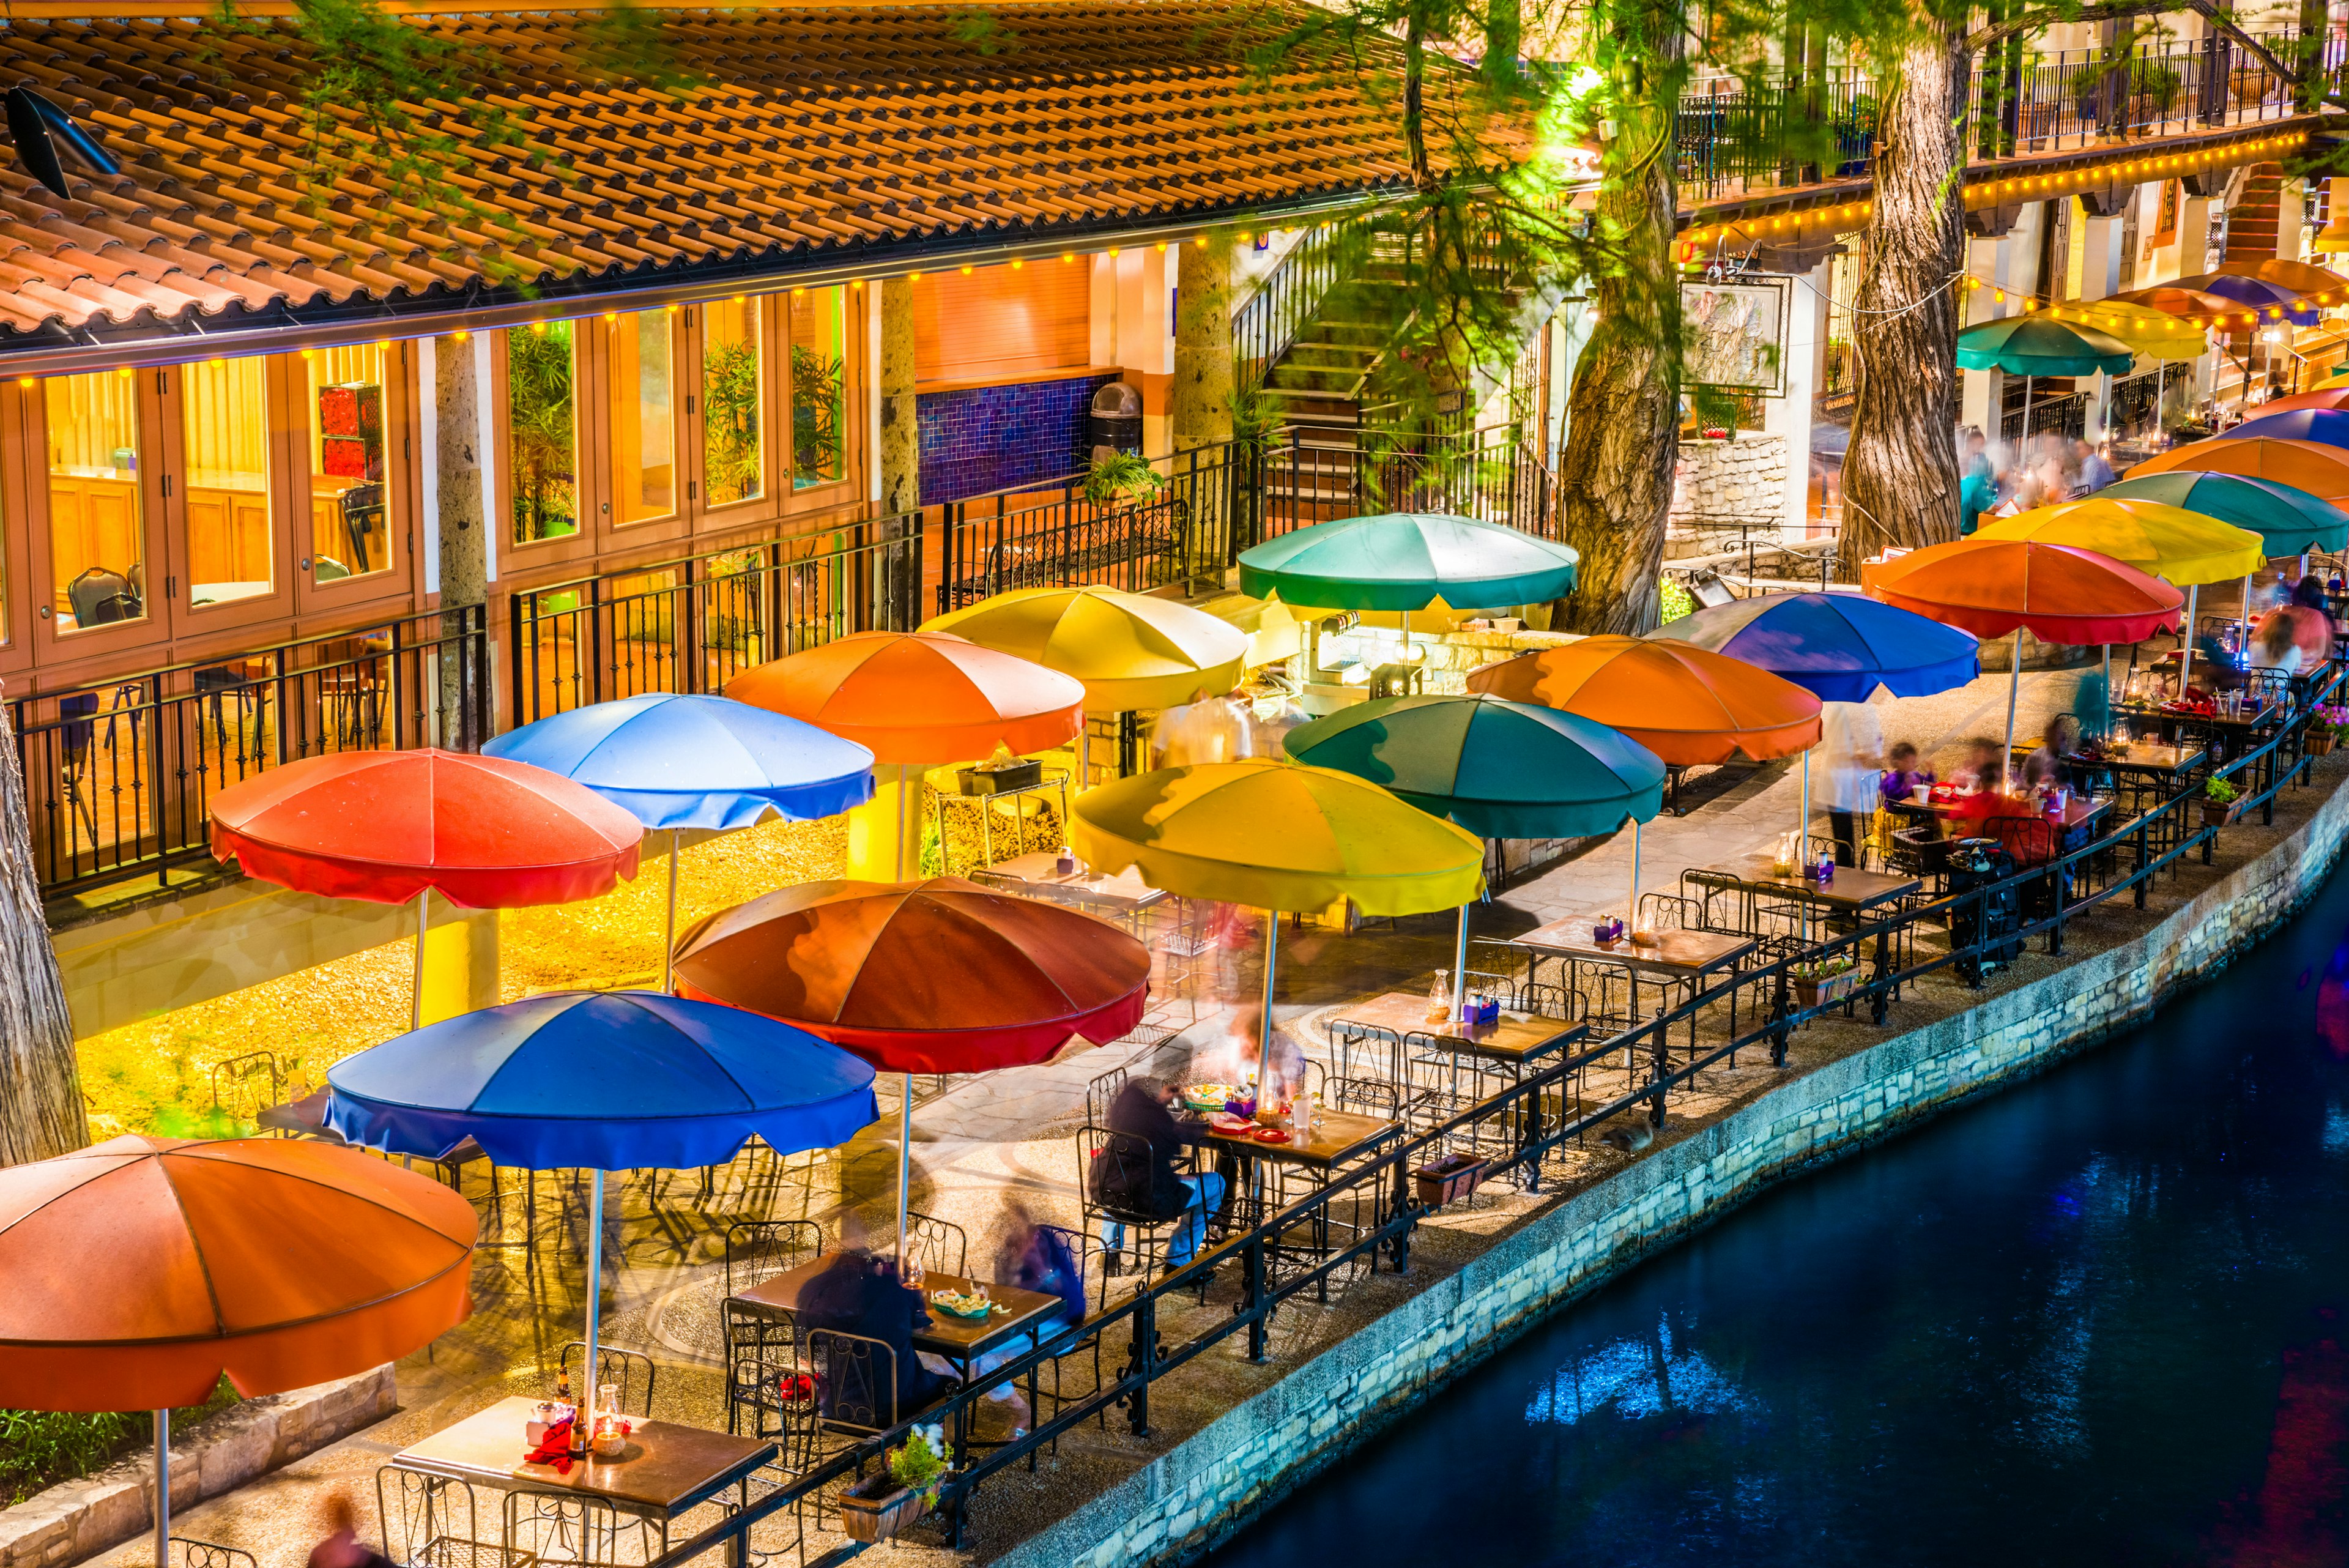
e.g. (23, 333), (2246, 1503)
(1087, 382), (1143, 459)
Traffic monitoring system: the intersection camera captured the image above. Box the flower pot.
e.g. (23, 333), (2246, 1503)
(1413, 1153), (1488, 1208)
(839, 1477), (926, 1544)
(2201, 800), (2237, 828)
(2307, 730), (2337, 757)
(1792, 966), (1861, 1009)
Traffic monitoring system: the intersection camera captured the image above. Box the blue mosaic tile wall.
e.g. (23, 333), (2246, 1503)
(918, 372), (1123, 502)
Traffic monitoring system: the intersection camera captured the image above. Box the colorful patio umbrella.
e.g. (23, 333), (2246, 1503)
(724, 632), (1084, 879)
(1284, 694), (1664, 1003)
(2243, 387), (2349, 416)
(2038, 301), (2209, 360)
(2217, 407), (2349, 450)
(0, 1136), (475, 1568)
(1861, 539), (2185, 787)
(2170, 270), (2320, 327)
(1071, 759), (1484, 1077)
(2126, 436), (2349, 507)
(1955, 314), (2136, 376)
(1645, 591), (1981, 702)
(325, 989), (876, 1451)
(2100, 472), (2349, 556)
(674, 877), (1150, 1258)
(2225, 258), (2349, 300)
(1236, 513), (1581, 623)
(2111, 284), (2246, 323)
(483, 694), (875, 988)
(921, 585), (1248, 712)
(1463, 636), (1823, 766)
(209, 750), (644, 1027)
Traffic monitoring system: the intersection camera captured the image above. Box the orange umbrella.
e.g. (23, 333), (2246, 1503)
(724, 631), (1084, 762)
(1463, 636), (1821, 766)
(0, 1136), (475, 1565)
(2110, 284), (2245, 323)
(2126, 436), (2349, 507)
(2242, 388), (2349, 417)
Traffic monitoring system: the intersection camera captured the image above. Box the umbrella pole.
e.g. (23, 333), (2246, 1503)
(1451, 903), (1469, 1016)
(895, 1076), (913, 1271)
(410, 888), (429, 1032)
(895, 766), (908, 882)
(1628, 817), (1642, 927)
(1260, 908), (1280, 1069)
(2180, 583), (2200, 696)
(2003, 630), (2023, 794)
(2241, 571), (2252, 658)
(152, 1408), (168, 1568)
(1799, 750), (1811, 944)
(662, 828), (681, 995)
(584, 1168), (604, 1454)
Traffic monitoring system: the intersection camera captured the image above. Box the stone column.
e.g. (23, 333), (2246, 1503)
(419, 907), (500, 1024)
(876, 275), (919, 630)
(434, 333), (486, 754)
(1170, 235), (1234, 454)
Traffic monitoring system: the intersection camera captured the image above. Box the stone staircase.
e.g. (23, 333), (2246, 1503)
(2224, 163), (2284, 262)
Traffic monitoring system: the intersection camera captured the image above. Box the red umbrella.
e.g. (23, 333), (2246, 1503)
(673, 877), (1149, 1258)
(211, 750), (644, 1024)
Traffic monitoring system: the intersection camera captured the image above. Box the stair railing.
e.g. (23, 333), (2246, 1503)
(1232, 214), (1369, 394)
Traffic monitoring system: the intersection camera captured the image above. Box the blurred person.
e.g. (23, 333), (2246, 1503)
(2075, 438), (2117, 494)
(1879, 741), (1935, 806)
(310, 1493), (392, 1568)
(1089, 1075), (1223, 1274)
(1955, 736), (2006, 792)
(967, 1197), (1087, 1437)
(798, 1212), (952, 1416)
(2022, 713), (2082, 792)
(1151, 686), (1255, 767)
(2248, 608), (2307, 674)
(1959, 456), (1997, 536)
(1961, 426), (1993, 484)
(1817, 700), (1884, 866)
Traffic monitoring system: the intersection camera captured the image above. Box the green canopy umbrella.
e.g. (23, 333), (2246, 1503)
(1285, 693), (1664, 1011)
(1956, 315), (2137, 376)
(1239, 510), (1578, 627)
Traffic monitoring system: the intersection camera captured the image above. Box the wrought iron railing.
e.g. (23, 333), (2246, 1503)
(15, 605), (489, 896)
(1233, 217), (1365, 395)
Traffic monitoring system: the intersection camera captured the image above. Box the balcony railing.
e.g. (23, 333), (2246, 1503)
(1678, 32), (2329, 203)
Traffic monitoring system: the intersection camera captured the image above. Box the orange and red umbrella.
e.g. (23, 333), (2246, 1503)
(1462, 636), (1822, 766)
(0, 1136), (475, 1567)
(2126, 436), (2349, 507)
(1860, 537), (2185, 644)
(724, 631), (1084, 762)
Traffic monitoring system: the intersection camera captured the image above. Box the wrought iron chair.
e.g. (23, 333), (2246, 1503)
(723, 1218), (825, 1298)
(902, 1210), (968, 1279)
(555, 1342), (658, 1418)
(1076, 1126), (1193, 1288)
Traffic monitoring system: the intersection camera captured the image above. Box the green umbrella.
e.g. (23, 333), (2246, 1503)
(1285, 693), (1663, 1009)
(2099, 471), (2349, 556)
(1238, 512), (1581, 612)
(1956, 315), (2137, 377)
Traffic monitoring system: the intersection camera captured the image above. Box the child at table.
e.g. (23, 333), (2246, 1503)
(1879, 742), (1934, 807)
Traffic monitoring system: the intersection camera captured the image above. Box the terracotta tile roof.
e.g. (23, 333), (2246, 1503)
(0, 3), (1454, 349)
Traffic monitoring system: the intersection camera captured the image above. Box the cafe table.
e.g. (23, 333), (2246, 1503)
(1318, 994), (1579, 1184)
(1510, 921), (1756, 1065)
(1691, 856), (1922, 1025)
(1195, 1104), (1406, 1287)
(380, 1395), (774, 1568)
(987, 851), (1170, 915)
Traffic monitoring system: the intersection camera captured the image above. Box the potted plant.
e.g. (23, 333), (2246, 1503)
(1413, 1151), (1488, 1207)
(2308, 704), (2349, 756)
(2202, 776), (2240, 827)
(1083, 450), (1167, 507)
(1790, 952), (1861, 1008)
(839, 1424), (948, 1543)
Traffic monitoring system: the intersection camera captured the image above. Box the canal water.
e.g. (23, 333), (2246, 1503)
(1209, 860), (2349, 1567)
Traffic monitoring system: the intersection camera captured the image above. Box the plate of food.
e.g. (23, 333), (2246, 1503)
(1184, 1082), (1238, 1111)
(1207, 1111), (1253, 1135)
(929, 1290), (1003, 1320)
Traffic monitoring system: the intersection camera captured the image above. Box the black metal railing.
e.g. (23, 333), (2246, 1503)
(1245, 423), (1556, 557)
(1233, 218), (1364, 395)
(16, 606), (489, 896)
(563, 663), (2337, 1566)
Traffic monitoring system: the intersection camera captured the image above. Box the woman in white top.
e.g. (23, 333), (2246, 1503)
(2248, 612), (2306, 676)
(1817, 700), (1885, 867)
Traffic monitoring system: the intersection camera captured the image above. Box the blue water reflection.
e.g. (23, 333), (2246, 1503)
(1208, 865), (2349, 1567)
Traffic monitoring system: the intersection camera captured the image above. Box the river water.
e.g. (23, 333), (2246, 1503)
(1208, 861), (2349, 1567)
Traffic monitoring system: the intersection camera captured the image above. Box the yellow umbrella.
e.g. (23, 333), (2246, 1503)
(922, 586), (1247, 712)
(1072, 759), (1486, 1066)
(1975, 497), (2267, 694)
(2043, 301), (2208, 361)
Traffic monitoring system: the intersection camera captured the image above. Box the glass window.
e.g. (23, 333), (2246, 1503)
(44, 368), (146, 630)
(702, 296), (765, 506)
(304, 344), (391, 581)
(182, 358), (274, 606)
(791, 287), (847, 488)
(509, 320), (579, 544)
(610, 309), (677, 524)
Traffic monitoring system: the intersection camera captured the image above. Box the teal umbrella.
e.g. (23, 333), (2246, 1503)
(1285, 693), (1663, 1009)
(1956, 316), (2137, 376)
(2100, 471), (2349, 556)
(1237, 513), (1581, 612)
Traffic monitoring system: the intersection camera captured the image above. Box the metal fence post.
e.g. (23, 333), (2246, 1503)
(1123, 1292), (1156, 1438)
(1244, 1238), (1268, 1362)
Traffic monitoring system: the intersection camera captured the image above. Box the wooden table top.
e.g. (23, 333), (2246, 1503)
(1883, 795), (2113, 833)
(732, 1260), (1064, 1365)
(1512, 921), (1756, 978)
(392, 1397), (773, 1516)
(987, 852), (1168, 910)
(1199, 1105), (1401, 1169)
(2116, 702), (2280, 733)
(1324, 992), (1586, 1061)
(1698, 855), (1921, 911)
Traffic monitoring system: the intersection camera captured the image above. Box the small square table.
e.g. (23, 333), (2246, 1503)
(987, 852), (1170, 915)
(1693, 856), (1922, 1024)
(1510, 921), (1756, 1062)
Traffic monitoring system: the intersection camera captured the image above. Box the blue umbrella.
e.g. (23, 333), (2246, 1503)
(327, 990), (875, 1446)
(2214, 407), (2349, 451)
(1645, 591), (1981, 702)
(485, 694), (875, 988)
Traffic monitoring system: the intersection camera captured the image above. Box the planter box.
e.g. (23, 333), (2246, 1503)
(839, 1478), (926, 1544)
(1413, 1153), (1488, 1208)
(2307, 731), (2337, 757)
(2202, 800), (2240, 828)
(958, 759), (1043, 796)
(1792, 966), (1861, 1009)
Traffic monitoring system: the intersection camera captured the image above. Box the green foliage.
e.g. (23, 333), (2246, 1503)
(150, 1103), (254, 1140)
(1689, 383), (1742, 435)
(703, 339), (764, 505)
(2205, 776), (2240, 806)
(0, 1380), (240, 1507)
(948, 9), (1020, 56)
(1083, 451), (1167, 506)
(791, 346), (845, 488)
(509, 323), (579, 542)
(1658, 578), (1696, 623)
(887, 1425), (949, 1507)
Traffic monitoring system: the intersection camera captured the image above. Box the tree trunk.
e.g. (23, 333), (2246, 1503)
(0, 696), (84, 1165)
(434, 334), (487, 751)
(1842, 24), (1970, 563)
(876, 276), (920, 631)
(1403, 13), (1430, 189)
(1554, 10), (1682, 636)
